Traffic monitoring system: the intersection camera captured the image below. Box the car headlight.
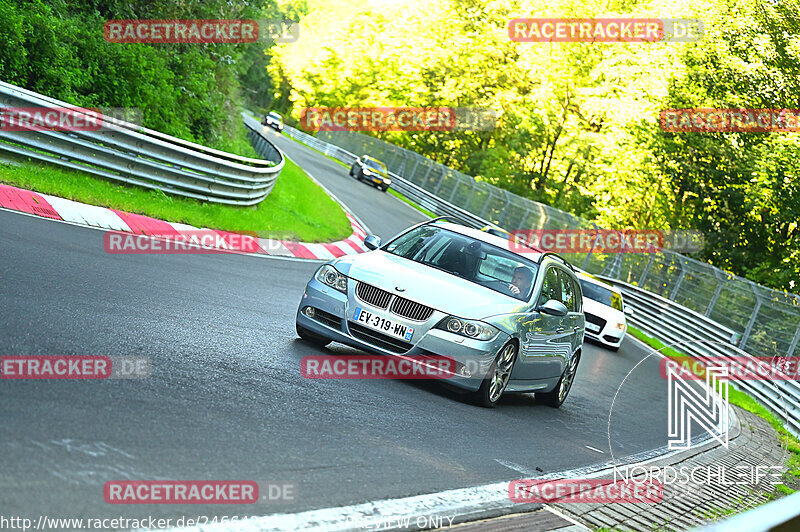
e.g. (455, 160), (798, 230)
(615, 322), (626, 330)
(362, 168), (372, 175)
(437, 316), (498, 341)
(315, 264), (348, 293)
(384, 178), (392, 184)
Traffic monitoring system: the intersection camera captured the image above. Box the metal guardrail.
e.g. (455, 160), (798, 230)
(0, 82), (284, 205)
(692, 490), (800, 531)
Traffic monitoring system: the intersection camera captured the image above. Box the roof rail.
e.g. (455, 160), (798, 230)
(426, 216), (459, 225)
(539, 251), (575, 271)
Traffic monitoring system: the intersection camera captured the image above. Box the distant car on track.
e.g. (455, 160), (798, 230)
(349, 155), (391, 192)
(577, 271), (632, 352)
(296, 218), (585, 408)
(262, 111), (284, 132)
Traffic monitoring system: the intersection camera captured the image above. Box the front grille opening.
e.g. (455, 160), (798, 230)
(349, 322), (412, 354)
(390, 296), (434, 322)
(356, 282), (392, 309)
(585, 313), (607, 329)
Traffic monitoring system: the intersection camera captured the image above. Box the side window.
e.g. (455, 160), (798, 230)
(538, 267), (562, 306)
(558, 270), (577, 312)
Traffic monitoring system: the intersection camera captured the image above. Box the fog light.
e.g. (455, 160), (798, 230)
(303, 306), (315, 318)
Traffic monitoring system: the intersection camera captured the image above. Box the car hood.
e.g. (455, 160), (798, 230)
(333, 251), (527, 320)
(583, 297), (625, 324)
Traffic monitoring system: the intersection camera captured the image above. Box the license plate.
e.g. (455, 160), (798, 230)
(586, 323), (601, 333)
(353, 307), (414, 341)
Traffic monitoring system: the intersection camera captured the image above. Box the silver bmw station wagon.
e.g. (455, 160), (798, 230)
(295, 218), (585, 407)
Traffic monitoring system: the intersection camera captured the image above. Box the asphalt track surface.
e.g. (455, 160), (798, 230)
(0, 133), (672, 524)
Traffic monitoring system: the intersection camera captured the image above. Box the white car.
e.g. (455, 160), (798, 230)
(576, 272), (632, 352)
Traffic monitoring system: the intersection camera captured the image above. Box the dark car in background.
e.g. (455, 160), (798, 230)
(350, 155), (392, 192)
(262, 111), (284, 132)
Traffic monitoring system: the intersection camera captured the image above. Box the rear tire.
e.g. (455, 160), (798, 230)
(471, 342), (518, 408)
(537, 352), (580, 408)
(296, 324), (331, 347)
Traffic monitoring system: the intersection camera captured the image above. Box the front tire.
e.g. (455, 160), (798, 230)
(537, 352), (580, 408)
(471, 342), (518, 408)
(296, 324), (331, 347)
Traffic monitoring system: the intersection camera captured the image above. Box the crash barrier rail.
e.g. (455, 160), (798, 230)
(0, 82), (284, 205)
(692, 490), (800, 531)
(298, 128), (800, 365)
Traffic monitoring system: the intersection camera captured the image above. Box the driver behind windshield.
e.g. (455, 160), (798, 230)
(509, 266), (533, 298)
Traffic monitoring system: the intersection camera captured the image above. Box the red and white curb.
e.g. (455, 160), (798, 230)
(0, 183), (368, 259)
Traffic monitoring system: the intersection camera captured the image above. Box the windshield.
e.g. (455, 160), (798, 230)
(363, 158), (387, 172)
(580, 279), (623, 311)
(268, 112), (282, 120)
(384, 225), (538, 300)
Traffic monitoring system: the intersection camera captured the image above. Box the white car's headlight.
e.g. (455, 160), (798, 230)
(362, 168), (372, 175)
(315, 264), (348, 293)
(614, 322), (626, 330)
(437, 316), (498, 341)
(384, 178), (392, 184)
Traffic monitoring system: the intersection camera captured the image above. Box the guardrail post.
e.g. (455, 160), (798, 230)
(497, 190), (514, 226)
(739, 284), (763, 351)
(464, 182), (477, 210)
(705, 273), (725, 317)
(448, 180), (461, 203)
(582, 222), (601, 271)
(669, 260), (686, 301)
(637, 253), (654, 286)
(604, 253), (623, 279)
(788, 322), (800, 358)
(433, 167), (446, 195)
(479, 187), (494, 219)
(408, 155), (420, 179)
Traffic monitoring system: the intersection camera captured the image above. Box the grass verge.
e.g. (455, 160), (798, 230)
(627, 325), (800, 496)
(0, 154), (352, 242)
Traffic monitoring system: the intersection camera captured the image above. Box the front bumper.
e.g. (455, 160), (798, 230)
(295, 277), (509, 392)
(584, 321), (625, 348)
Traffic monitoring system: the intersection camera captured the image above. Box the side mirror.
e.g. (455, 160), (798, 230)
(624, 306), (634, 316)
(363, 235), (382, 250)
(538, 299), (568, 317)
